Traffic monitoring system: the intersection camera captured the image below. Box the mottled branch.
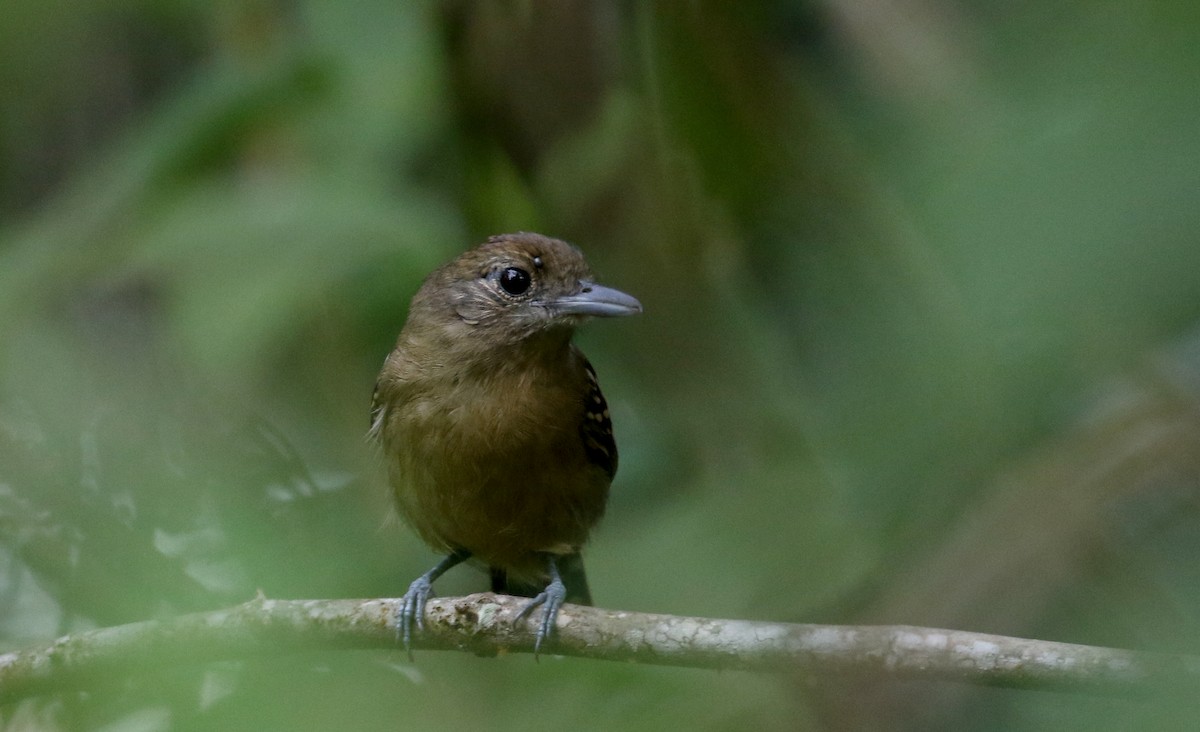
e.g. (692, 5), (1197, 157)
(1, 593), (1197, 704)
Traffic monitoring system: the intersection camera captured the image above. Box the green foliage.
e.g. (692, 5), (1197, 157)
(2, 0), (1200, 729)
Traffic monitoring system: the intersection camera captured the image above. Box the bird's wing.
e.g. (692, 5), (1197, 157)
(577, 352), (618, 479)
(368, 376), (387, 439)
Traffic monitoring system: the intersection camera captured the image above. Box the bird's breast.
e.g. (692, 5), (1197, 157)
(381, 358), (608, 574)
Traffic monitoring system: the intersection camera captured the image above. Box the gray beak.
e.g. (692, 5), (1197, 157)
(552, 282), (643, 318)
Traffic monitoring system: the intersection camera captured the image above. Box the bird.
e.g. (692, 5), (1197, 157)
(369, 232), (641, 656)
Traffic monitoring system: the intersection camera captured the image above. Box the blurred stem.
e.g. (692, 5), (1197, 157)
(1, 593), (1197, 704)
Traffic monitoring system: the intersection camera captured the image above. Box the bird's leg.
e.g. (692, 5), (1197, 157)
(515, 554), (567, 658)
(398, 549), (470, 658)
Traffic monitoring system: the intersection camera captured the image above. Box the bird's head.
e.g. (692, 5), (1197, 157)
(408, 233), (641, 351)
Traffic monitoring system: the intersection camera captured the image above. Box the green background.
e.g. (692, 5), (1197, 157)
(3, 1), (1200, 729)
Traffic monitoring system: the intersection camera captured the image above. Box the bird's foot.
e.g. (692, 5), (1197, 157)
(395, 550), (470, 660)
(397, 575), (435, 660)
(515, 573), (567, 659)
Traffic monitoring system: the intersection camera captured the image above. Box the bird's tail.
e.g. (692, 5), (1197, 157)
(491, 552), (593, 605)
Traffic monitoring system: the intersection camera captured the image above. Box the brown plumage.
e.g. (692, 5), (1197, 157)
(370, 232), (640, 654)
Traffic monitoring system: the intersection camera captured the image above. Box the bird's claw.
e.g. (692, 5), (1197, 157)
(515, 574), (567, 659)
(397, 575), (434, 660)
(396, 551), (470, 660)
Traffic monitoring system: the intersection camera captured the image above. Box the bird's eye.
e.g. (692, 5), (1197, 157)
(499, 267), (532, 296)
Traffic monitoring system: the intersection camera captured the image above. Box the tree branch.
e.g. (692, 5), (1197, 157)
(1, 593), (1196, 704)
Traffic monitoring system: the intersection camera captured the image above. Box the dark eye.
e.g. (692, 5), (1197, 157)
(499, 267), (531, 295)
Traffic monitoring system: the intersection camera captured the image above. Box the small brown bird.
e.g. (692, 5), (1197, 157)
(370, 232), (641, 654)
